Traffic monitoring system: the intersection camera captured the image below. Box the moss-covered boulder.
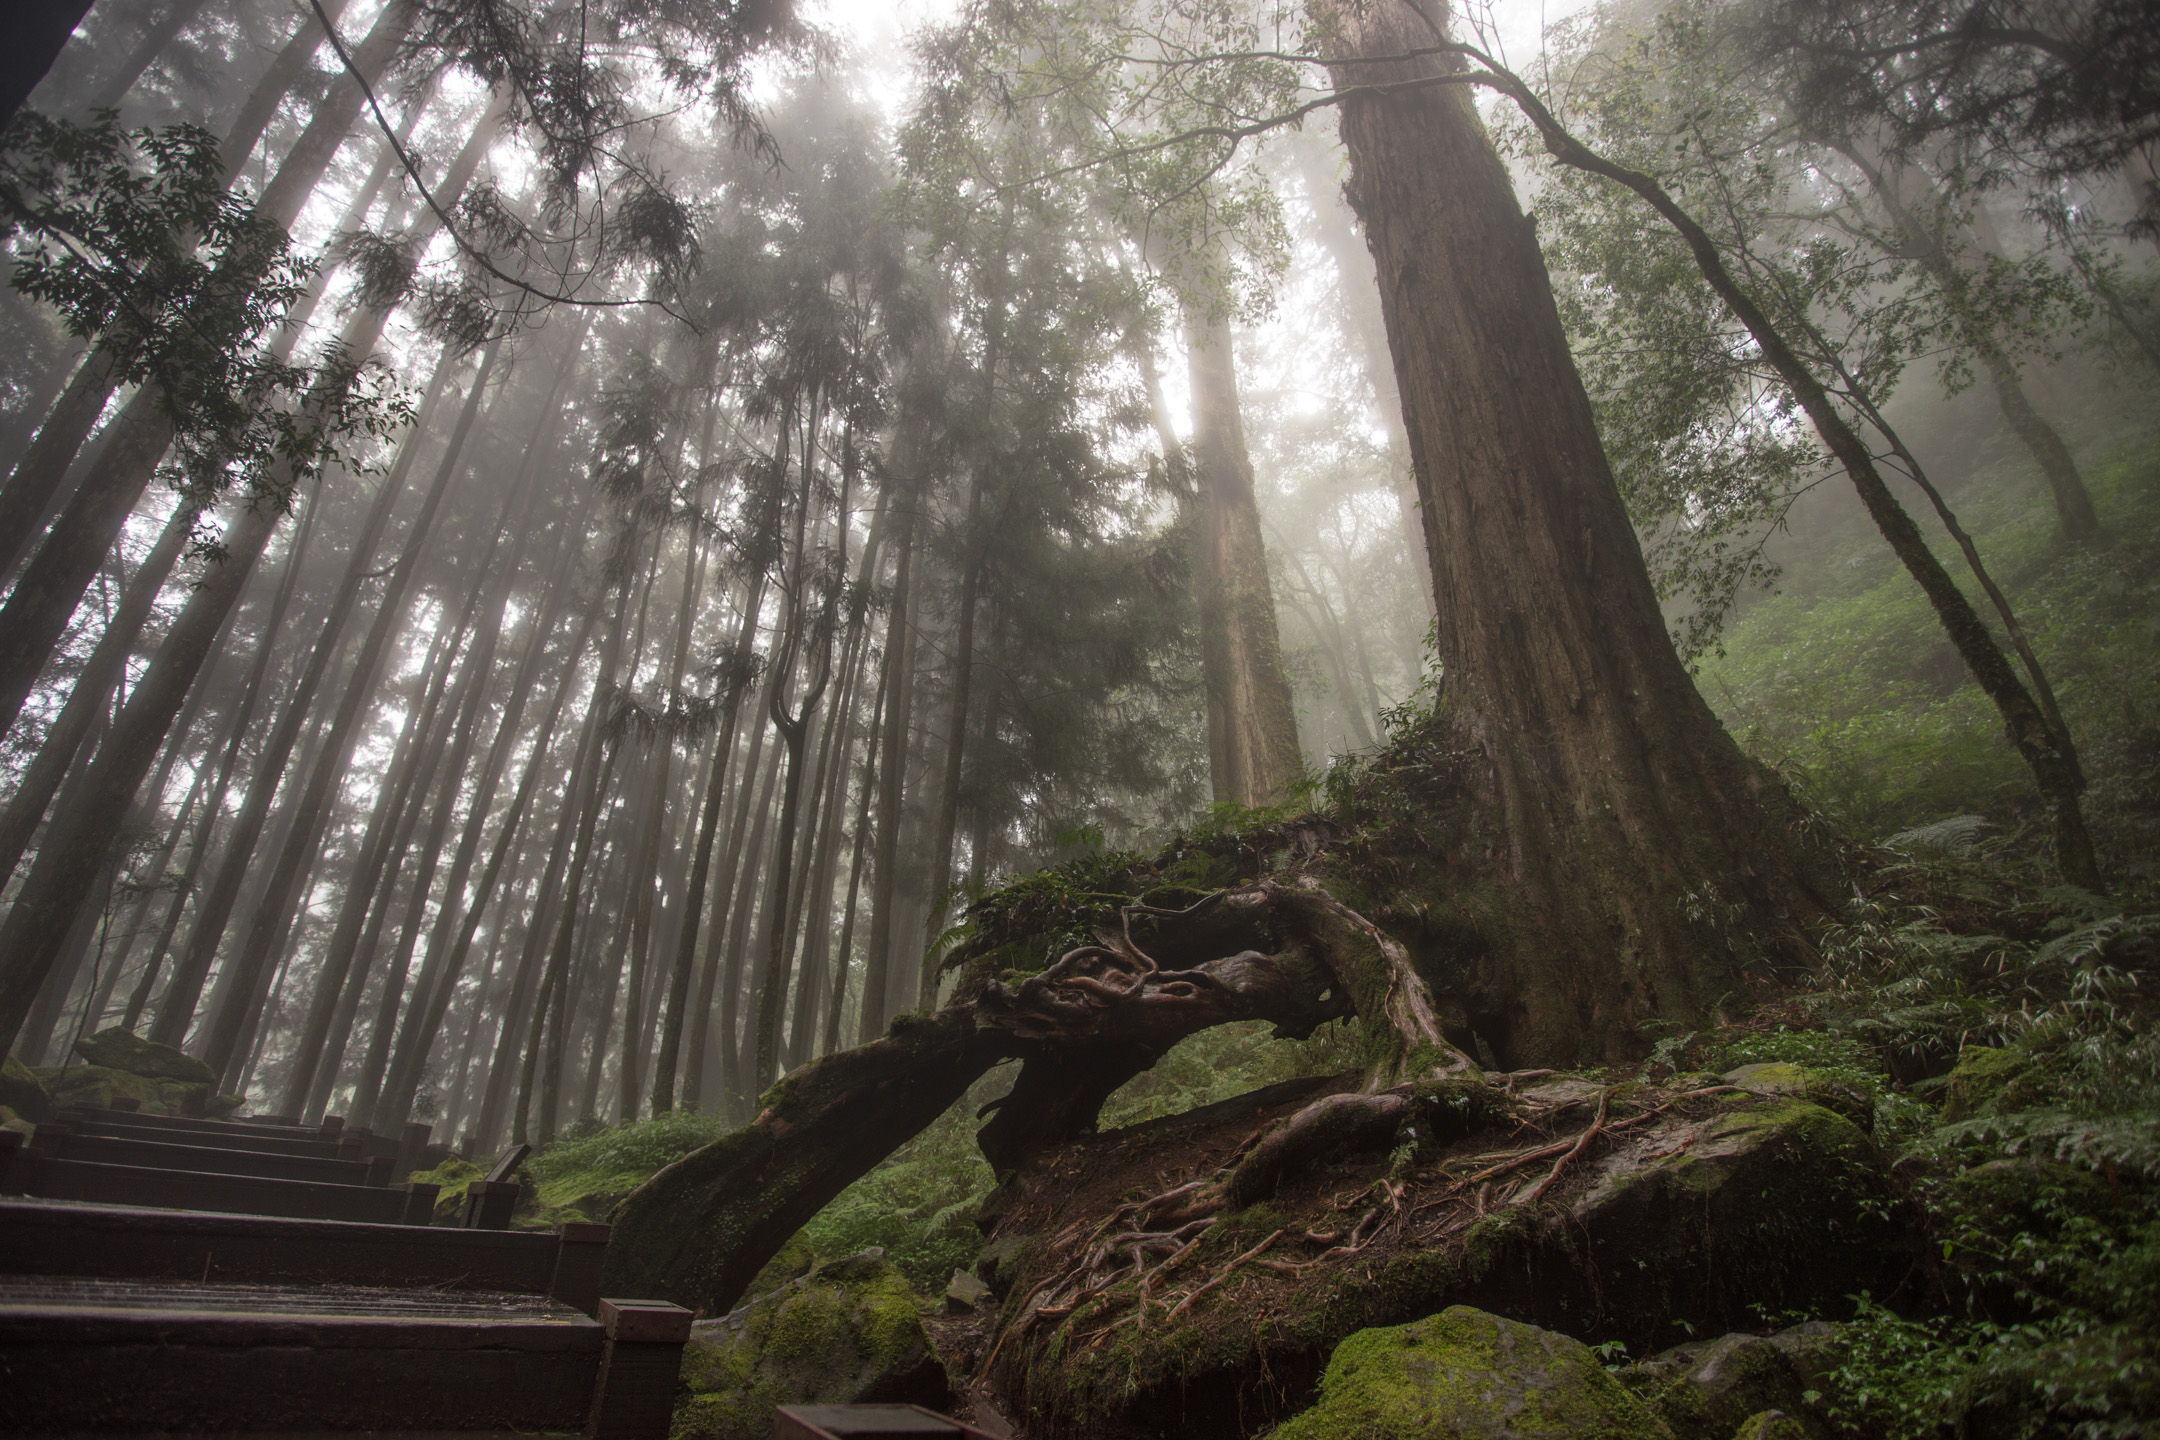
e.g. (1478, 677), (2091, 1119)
(72, 1027), (216, 1083)
(1541, 1099), (1909, 1342)
(1267, 1306), (1672, 1440)
(36, 1063), (240, 1118)
(1730, 1414), (1810, 1440)
(1937, 1046), (2038, 1124)
(1719, 1064), (1872, 1131)
(408, 1156), (485, 1222)
(1623, 1330), (1831, 1440)
(1, 1053), (52, 1122)
(673, 1250), (950, 1440)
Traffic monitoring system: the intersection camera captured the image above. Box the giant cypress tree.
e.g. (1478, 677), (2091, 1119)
(602, 0), (1843, 1317)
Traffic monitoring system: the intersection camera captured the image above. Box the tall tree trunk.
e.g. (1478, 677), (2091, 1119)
(119, 488), (324, 1031)
(0, 0), (349, 581)
(857, 500), (919, 1043)
(617, 522), (708, 1119)
(145, 345), (466, 1049)
(0, 0), (401, 712)
(86, 0), (213, 110)
(0, 496), (195, 883)
(821, 628), (888, 1056)
(1843, 143), (2100, 543)
(0, 0), (96, 138)
(649, 572), (765, 1111)
(0, 480), (290, 1054)
(715, 738), (780, 1109)
(192, 334), (505, 1077)
(1184, 311), (1303, 806)
(1292, 134), (1435, 613)
(370, 437), (593, 1133)
(1309, 0), (1837, 1062)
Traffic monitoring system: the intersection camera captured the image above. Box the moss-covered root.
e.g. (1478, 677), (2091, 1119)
(1274, 877), (1481, 1084)
(1268, 1305), (1673, 1439)
(602, 1008), (1002, 1317)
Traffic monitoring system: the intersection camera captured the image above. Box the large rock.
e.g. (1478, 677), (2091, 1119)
(2, 1053), (52, 1123)
(673, 1250), (950, 1440)
(1937, 1046), (2039, 1123)
(72, 1027), (217, 1083)
(1531, 1098), (1909, 1340)
(1268, 1306), (1672, 1440)
(1719, 1063), (1872, 1130)
(1624, 1327), (1836, 1440)
(37, 1063), (240, 1118)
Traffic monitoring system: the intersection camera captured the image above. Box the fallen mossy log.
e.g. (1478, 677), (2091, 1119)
(603, 879), (1483, 1317)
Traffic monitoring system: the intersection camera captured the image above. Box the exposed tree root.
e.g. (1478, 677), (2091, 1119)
(606, 876), (1491, 1317)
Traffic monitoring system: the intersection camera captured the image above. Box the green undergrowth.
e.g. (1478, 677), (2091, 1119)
(1654, 863), (2160, 1439)
(520, 1109), (735, 1224)
(1699, 435), (2160, 875)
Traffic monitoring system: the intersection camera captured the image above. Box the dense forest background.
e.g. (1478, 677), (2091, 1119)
(1, 0), (2156, 1365)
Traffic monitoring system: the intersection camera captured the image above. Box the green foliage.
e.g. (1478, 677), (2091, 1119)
(0, 110), (408, 524)
(1701, 440), (2160, 856)
(793, 1071), (1002, 1291)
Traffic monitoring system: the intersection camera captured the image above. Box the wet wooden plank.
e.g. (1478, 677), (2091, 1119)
(16, 1155), (416, 1223)
(0, 1198), (574, 1296)
(38, 1128), (380, 1184)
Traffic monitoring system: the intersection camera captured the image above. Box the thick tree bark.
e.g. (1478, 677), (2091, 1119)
(1184, 312), (1305, 806)
(1304, 0), (1836, 1063)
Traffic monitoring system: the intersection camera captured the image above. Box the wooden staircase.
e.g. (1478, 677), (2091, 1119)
(0, 1115), (690, 1436)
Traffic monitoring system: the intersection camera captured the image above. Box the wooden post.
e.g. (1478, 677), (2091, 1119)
(400, 1181), (440, 1224)
(394, 1120), (432, 1182)
(549, 1221), (610, 1315)
(461, 1178), (519, 1229)
(583, 1298), (691, 1440)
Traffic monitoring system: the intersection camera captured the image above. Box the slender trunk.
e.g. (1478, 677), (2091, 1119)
(344, 474), (536, 1125)
(342, 623), (493, 1126)
(0, 484), (289, 1055)
(0, 0), (405, 721)
(193, 333), (505, 1078)
(1846, 144), (2099, 543)
(617, 523), (708, 1119)
(665, 571), (770, 1111)
(0, 496), (195, 883)
(716, 738), (781, 1108)
(858, 500), (919, 1044)
(1184, 310), (1303, 806)
(531, 739), (620, 1144)
(87, 0), (215, 110)
(145, 345), (466, 1049)
(0, 0), (352, 582)
(435, 560), (612, 1142)
(370, 469), (595, 1133)
(821, 626), (889, 1056)
(120, 488), (324, 1032)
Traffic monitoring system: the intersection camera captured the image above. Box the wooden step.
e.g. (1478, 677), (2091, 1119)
(64, 1111), (351, 1158)
(37, 1125), (385, 1184)
(0, 1277), (689, 1435)
(57, 1105), (336, 1143)
(0, 1200), (611, 1314)
(6, 1151), (432, 1223)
